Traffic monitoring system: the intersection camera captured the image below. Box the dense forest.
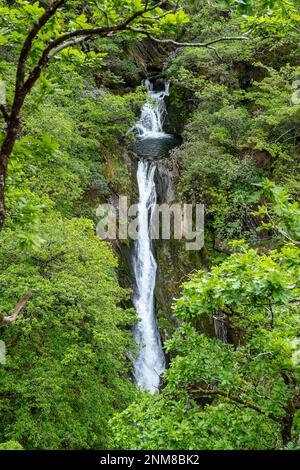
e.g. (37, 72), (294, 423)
(1, 0), (300, 451)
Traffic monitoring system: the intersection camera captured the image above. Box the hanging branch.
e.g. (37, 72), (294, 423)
(124, 25), (250, 47)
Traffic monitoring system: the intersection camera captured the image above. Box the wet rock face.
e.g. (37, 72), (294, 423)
(153, 158), (181, 339)
(155, 157), (178, 203)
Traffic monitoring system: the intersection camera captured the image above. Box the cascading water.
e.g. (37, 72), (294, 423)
(132, 161), (165, 392)
(132, 79), (171, 393)
(134, 79), (170, 138)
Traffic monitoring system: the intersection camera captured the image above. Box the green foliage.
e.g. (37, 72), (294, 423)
(0, 0), (149, 450)
(1, 0), (300, 453)
(104, 7), (300, 443)
(111, 241), (300, 449)
(174, 242), (300, 326)
(166, 3), (300, 249)
(0, 56), (144, 248)
(0, 0), (189, 62)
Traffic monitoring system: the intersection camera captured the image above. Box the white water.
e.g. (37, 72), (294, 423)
(134, 79), (170, 139)
(132, 80), (169, 392)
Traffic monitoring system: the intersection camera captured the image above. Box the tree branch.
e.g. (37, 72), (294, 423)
(207, 45), (222, 61)
(0, 104), (9, 124)
(20, 0), (249, 96)
(48, 36), (88, 58)
(120, 1), (167, 27)
(142, 11), (173, 21)
(1, 291), (32, 324)
(277, 227), (300, 245)
(263, 209), (300, 246)
(21, 28), (110, 94)
(268, 300), (274, 329)
(288, 24), (300, 33)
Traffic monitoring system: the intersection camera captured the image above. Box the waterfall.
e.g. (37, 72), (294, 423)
(132, 161), (165, 392)
(132, 79), (170, 393)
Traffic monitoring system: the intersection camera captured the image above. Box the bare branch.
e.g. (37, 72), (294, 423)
(1, 291), (32, 324)
(16, 0), (66, 91)
(268, 300), (274, 329)
(207, 45), (222, 61)
(125, 26), (250, 48)
(276, 227), (300, 245)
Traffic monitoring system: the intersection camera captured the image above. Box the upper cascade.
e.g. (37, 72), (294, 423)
(134, 79), (170, 139)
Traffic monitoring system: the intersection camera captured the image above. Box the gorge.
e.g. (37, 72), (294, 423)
(1, 0), (300, 452)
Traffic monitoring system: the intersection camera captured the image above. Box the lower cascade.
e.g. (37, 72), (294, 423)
(132, 79), (173, 392)
(132, 160), (165, 392)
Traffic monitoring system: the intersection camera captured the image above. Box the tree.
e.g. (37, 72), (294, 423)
(0, 216), (136, 449)
(0, 0), (248, 230)
(227, 0), (300, 35)
(110, 240), (300, 449)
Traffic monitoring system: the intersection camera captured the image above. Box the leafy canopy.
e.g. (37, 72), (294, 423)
(111, 239), (300, 449)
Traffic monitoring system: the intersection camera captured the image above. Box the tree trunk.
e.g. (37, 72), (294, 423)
(281, 407), (293, 446)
